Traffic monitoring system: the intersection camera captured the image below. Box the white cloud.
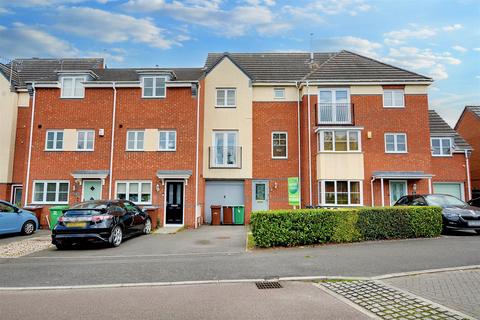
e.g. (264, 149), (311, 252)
(384, 26), (436, 45)
(0, 22), (79, 58)
(88, 48), (126, 64)
(452, 45), (467, 53)
(54, 6), (181, 49)
(442, 24), (463, 31)
(0, 7), (11, 14)
(283, 0), (371, 22)
(0, 0), (111, 6)
(474, 48), (480, 52)
(312, 36), (382, 58)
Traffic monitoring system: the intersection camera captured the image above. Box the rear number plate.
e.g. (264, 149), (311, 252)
(66, 222), (87, 228)
(468, 221), (480, 227)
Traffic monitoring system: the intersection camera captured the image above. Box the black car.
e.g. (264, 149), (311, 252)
(52, 200), (152, 249)
(394, 194), (480, 234)
(468, 197), (480, 208)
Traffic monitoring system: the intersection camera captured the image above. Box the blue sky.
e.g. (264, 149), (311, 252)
(0, 0), (479, 125)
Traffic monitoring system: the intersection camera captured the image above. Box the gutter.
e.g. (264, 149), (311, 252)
(24, 83), (36, 206)
(465, 150), (472, 201)
(194, 83), (201, 228)
(370, 177), (376, 207)
(108, 82), (117, 200)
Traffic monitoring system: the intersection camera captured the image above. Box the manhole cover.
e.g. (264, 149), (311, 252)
(255, 281), (283, 289)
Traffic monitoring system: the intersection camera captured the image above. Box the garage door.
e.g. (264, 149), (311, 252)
(205, 181), (244, 224)
(433, 183), (464, 200)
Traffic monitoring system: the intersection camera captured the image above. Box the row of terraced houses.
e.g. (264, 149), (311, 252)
(0, 51), (476, 228)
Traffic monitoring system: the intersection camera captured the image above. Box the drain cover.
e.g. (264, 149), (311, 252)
(255, 281), (283, 289)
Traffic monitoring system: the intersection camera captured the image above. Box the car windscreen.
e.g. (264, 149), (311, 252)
(70, 202), (108, 210)
(425, 195), (466, 208)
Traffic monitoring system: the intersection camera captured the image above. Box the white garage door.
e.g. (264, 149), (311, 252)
(205, 181), (244, 224)
(433, 183), (464, 200)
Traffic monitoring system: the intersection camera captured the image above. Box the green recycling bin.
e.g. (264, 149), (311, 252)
(233, 205), (245, 225)
(49, 205), (69, 230)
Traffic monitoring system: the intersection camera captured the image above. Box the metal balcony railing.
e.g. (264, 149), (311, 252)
(209, 146), (242, 168)
(317, 103), (353, 125)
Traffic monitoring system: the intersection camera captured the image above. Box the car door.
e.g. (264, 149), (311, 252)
(411, 196), (428, 206)
(121, 202), (137, 234)
(126, 201), (146, 232)
(0, 202), (22, 234)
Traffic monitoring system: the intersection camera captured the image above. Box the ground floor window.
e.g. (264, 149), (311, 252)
(116, 181), (152, 204)
(318, 180), (362, 206)
(33, 181), (69, 204)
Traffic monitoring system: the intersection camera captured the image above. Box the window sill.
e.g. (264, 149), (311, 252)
(60, 97), (84, 99)
(126, 150), (145, 152)
(318, 151), (363, 154)
(215, 106), (236, 108)
(75, 150), (95, 152)
(158, 149), (176, 152)
(383, 106), (405, 109)
(272, 157), (288, 160)
(385, 151), (408, 154)
(142, 96), (166, 99)
(432, 154), (453, 157)
(44, 149), (64, 152)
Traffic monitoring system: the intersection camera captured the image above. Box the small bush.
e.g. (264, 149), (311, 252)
(250, 206), (442, 248)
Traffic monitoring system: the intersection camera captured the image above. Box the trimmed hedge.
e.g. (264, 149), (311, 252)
(250, 207), (442, 248)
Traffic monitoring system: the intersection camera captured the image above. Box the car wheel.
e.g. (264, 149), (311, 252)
(110, 225), (123, 247)
(21, 221), (36, 236)
(143, 218), (152, 234)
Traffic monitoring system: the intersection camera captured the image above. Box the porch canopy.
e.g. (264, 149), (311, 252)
(71, 170), (109, 184)
(156, 170), (192, 185)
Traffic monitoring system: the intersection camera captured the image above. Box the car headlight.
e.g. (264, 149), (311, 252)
(444, 212), (460, 221)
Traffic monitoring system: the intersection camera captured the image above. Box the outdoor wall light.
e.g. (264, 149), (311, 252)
(156, 184), (160, 192)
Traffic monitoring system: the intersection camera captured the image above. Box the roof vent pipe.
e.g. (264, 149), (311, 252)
(310, 52), (314, 63)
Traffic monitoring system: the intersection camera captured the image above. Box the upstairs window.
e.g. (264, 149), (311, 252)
(45, 130), (64, 151)
(142, 76), (166, 98)
(216, 88), (236, 107)
(274, 88), (285, 99)
(77, 130), (95, 151)
(319, 130), (360, 152)
(159, 130), (176, 151)
(431, 138), (452, 156)
(272, 132), (288, 159)
(383, 89), (405, 108)
(126, 130), (145, 151)
(385, 133), (407, 153)
(61, 76), (85, 98)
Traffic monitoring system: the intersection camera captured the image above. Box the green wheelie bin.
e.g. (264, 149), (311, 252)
(49, 205), (69, 230)
(233, 205), (245, 225)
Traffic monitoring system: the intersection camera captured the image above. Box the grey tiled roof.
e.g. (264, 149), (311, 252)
(204, 51), (432, 82)
(466, 106), (480, 118)
(429, 110), (471, 152)
(92, 68), (203, 82)
(0, 63), (20, 87)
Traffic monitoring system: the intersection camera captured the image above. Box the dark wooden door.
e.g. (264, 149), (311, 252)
(166, 182), (183, 225)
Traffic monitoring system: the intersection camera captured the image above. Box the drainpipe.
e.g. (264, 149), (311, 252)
(24, 82), (36, 206)
(296, 81), (302, 208)
(108, 82), (117, 200)
(370, 177), (375, 207)
(465, 150), (472, 201)
(306, 81), (313, 205)
(194, 82), (201, 228)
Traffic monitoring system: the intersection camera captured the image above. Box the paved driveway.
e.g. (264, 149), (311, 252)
(27, 225), (247, 258)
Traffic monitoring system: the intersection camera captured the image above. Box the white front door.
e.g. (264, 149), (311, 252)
(389, 180), (407, 205)
(82, 180), (102, 201)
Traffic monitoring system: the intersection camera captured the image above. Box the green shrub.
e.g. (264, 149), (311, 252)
(250, 206), (442, 248)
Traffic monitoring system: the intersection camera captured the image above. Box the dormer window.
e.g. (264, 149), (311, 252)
(61, 76), (85, 98)
(142, 76), (166, 98)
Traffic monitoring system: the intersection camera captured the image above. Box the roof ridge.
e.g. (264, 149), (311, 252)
(301, 51), (342, 81)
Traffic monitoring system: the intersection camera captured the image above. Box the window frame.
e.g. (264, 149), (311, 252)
(159, 130), (177, 152)
(383, 89), (405, 108)
(141, 76), (167, 98)
(45, 130), (64, 151)
(430, 137), (453, 157)
(318, 130), (361, 152)
(271, 131), (288, 159)
(115, 181), (152, 205)
(215, 88), (236, 108)
(32, 180), (69, 204)
(318, 180), (363, 206)
(212, 130), (239, 167)
(126, 130), (145, 151)
(384, 133), (408, 153)
(76, 129), (95, 151)
(273, 88), (286, 100)
(60, 76), (86, 99)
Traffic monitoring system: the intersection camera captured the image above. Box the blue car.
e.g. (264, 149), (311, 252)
(0, 200), (38, 236)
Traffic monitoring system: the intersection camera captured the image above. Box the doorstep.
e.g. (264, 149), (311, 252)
(153, 226), (183, 234)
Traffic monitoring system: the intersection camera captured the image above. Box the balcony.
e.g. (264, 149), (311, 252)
(317, 103), (354, 125)
(209, 146), (242, 168)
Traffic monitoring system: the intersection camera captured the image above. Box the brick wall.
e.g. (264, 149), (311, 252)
(432, 153), (469, 198)
(455, 110), (480, 190)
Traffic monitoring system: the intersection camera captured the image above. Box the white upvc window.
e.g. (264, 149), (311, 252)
(216, 88), (236, 107)
(45, 130), (64, 151)
(159, 130), (176, 151)
(318, 88), (351, 124)
(61, 76), (85, 98)
(212, 131), (239, 167)
(319, 180), (362, 206)
(126, 130), (145, 151)
(274, 88), (285, 99)
(431, 137), (452, 156)
(272, 131), (288, 159)
(77, 130), (95, 151)
(319, 130), (361, 152)
(383, 89), (405, 108)
(385, 133), (408, 153)
(142, 76), (167, 98)
(33, 181), (69, 204)
(116, 181), (152, 204)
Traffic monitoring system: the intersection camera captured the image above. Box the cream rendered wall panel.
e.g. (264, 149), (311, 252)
(144, 129), (158, 151)
(203, 57), (253, 179)
(252, 86), (298, 102)
(350, 85), (383, 95)
(17, 92), (30, 107)
(316, 153), (365, 180)
(0, 77), (18, 183)
(405, 85), (428, 95)
(63, 129), (77, 151)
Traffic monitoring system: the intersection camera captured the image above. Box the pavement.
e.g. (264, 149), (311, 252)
(0, 229), (50, 246)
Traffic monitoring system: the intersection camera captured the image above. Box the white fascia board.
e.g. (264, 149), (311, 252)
(306, 80), (433, 86)
(315, 126), (364, 132)
(32, 82), (61, 88)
